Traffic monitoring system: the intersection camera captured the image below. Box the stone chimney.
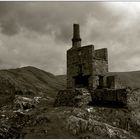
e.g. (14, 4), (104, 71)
(72, 24), (81, 48)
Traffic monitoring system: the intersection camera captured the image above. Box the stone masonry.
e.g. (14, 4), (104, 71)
(55, 24), (128, 107)
(67, 24), (108, 90)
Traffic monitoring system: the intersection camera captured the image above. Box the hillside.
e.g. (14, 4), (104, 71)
(107, 71), (140, 89)
(0, 66), (66, 98)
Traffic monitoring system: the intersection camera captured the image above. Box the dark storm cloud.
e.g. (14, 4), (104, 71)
(0, 2), (107, 43)
(0, 2), (140, 74)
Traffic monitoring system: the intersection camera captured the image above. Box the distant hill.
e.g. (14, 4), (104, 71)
(0, 66), (66, 99)
(107, 71), (140, 89)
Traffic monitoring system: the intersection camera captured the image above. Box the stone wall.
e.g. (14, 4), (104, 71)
(91, 88), (127, 107)
(67, 45), (94, 89)
(95, 48), (108, 61)
(67, 44), (109, 90)
(93, 59), (108, 75)
(106, 75), (126, 89)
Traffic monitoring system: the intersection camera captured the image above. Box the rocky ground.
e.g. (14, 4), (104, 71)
(0, 92), (139, 139)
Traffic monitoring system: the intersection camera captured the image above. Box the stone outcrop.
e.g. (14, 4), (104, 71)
(66, 115), (136, 138)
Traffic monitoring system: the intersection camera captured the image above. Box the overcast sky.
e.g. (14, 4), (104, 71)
(0, 2), (140, 75)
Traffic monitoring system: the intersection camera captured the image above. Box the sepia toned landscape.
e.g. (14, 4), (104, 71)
(0, 2), (140, 139)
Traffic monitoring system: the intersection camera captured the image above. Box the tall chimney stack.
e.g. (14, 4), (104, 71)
(72, 24), (81, 48)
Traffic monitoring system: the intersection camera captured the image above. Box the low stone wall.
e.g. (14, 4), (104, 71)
(91, 88), (127, 107)
(54, 88), (92, 107)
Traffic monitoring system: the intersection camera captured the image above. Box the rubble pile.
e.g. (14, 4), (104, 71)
(54, 88), (92, 107)
(0, 95), (49, 138)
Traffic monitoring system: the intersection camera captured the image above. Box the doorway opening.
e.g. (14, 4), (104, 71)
(97, 75), (104, 89)
(74, 74), (90, 88)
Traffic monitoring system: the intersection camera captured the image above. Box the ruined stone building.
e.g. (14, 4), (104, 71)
(67, 24), (124, 90)
(67, 24), (108, 90)
(55, 24), (127, 107)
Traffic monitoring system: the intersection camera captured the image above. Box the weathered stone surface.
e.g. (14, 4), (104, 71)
(66, 115), (135, 138)
(67, 44), (108, 89)
(0, 97), (138, 139)
(91, 88), (128, 107)
(13, 95), (50, 113)
(67, 25), (109, 89)
(54, 88), (92, 107)
(72, 24), (81, 48)
(95, 48), (108, 61)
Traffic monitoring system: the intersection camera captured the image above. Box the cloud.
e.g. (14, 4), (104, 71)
(0, 2), (97, 41)
(0, 2), (140, 74)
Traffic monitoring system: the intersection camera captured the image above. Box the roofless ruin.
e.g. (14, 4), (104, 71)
(55, 24), (128, 107)
(67, 24), (108, 89)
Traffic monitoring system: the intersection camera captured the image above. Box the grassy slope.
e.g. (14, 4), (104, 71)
(0, 66), (65, 98)
(107, 71), (140, 89)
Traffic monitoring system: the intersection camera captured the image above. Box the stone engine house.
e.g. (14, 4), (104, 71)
(55, 24), (127, 107)
(67, 24), (108, 90)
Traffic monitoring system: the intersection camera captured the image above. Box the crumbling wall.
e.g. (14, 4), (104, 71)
(67, 45), (109, 89)
(67, 45), (94, 89)
(93, 59), (108, 75)
(93, 48), (108, 76)
(91, 88), (127, 107)
(106, 75), (126, 89)
(95, 48), (108, 61)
